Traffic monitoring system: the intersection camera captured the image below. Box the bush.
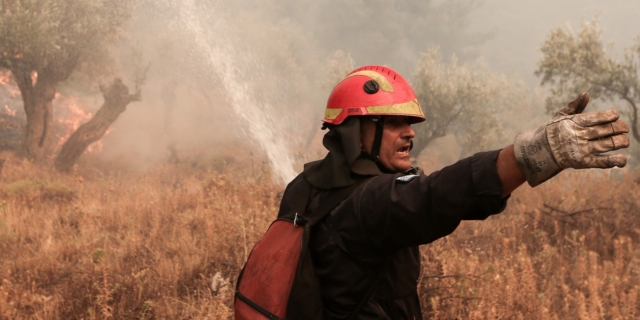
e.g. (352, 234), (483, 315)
(1, 179), (76, 203)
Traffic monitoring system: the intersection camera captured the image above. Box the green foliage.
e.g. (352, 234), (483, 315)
(411, 47), (528, 157)
(322, 50), (354, 90)
(0, 0), (136, 81)
(536, 17), (640, 144)
(138, 300), (153, 320)
(2, 178), (75, 202)
(0, 0), (137, 161)
(92, 248), (107, 263)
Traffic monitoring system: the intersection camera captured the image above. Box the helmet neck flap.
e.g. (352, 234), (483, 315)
(303, 117), (383, 190)
(304, 65), (423, 189)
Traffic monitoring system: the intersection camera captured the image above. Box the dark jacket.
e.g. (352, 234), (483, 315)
(294, 117), (507, 319)
(300, 150), (507, 319)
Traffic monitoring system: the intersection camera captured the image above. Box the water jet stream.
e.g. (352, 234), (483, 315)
(169, 0), (298, 185)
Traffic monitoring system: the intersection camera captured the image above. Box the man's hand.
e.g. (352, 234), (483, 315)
(514, 92), (630, 187)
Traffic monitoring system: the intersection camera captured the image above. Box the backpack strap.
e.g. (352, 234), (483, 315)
(284, 178), (369, 319)
(295, 178), (367, 227)
(291, 178), (314, 225)
(301, 178), (389, 319)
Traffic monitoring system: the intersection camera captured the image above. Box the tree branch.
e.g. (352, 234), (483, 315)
(54, 78), (140, 172)
(621, 95), (640, 143)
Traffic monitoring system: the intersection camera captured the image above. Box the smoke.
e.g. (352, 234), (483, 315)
(94, 0), (490, 182)
(470, 1), (640, 86)
(59, 0), (640, 180)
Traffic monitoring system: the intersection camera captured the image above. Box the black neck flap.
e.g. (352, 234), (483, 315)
(303, 117), (383, 190)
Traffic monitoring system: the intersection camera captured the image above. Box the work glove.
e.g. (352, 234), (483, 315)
(514, 92), (630, 187)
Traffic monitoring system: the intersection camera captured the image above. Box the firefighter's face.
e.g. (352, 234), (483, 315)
(360, 116), (415, 172)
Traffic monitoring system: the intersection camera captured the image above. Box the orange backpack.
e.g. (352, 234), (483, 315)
(234, 175), (374, 319)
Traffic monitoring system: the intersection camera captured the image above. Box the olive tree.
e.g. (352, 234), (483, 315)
(411, 47), (527, 157)
(0, 0), (135, 161)
(536, 18), (640, 144)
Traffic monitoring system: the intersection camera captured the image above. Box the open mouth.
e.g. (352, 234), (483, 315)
(396, 145), (410, 156)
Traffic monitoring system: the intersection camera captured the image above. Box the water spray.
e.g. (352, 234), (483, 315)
(169, 0), (298, 185)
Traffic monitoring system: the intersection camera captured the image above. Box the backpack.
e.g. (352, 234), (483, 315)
(234, 175), (377, 320)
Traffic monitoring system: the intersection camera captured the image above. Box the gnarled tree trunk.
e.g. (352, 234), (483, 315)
(13, 69), (58, 161)
(54, 78), (140, 172)
(9, 55), (78, 161)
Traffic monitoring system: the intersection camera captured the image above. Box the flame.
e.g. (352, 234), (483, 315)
(31, 71), (38, 86)
(54, 93), (89, 131)
(0, 70), (10, 85)
(1, 70), (21, 116)
(53, 93), (94, 153)
(1, 70), (110, 153)
(3, 104), (17, 116)
(0, 70), (21, 98)
(53, 93), (113, 153)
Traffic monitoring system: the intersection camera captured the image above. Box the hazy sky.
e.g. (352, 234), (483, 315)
(469, 0), (640, 86)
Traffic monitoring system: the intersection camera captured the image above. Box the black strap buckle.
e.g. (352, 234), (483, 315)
(293, 213), (307, 227)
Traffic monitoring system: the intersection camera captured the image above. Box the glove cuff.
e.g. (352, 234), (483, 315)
(513, 125), (562, 187)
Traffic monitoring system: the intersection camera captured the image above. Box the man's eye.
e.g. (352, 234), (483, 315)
(386, 117), (409, 127)
(385, 120), (398, 127)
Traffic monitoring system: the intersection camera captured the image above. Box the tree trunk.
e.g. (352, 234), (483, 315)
(54, 78), (140, 172)
(0, 158), (5, 181)
(13, 69), (57, 161)
(10, 55), (78, 161)
(622, 97), (640, 144)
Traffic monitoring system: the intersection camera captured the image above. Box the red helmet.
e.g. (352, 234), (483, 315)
(324, 65), (426, 125)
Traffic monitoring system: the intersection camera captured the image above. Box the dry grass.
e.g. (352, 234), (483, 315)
(0, 156), (279, 319)
(420, 170), (640, 319)
(0, 156), (638, 319)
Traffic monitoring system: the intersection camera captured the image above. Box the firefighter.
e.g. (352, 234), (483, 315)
(294, 65), (629, 319)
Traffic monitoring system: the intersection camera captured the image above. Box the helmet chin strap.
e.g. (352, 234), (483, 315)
(370, 116), (385, 159)
(362, 117), (418, 174)
(366, 116), (385, 161)
(370, 119), (416, 156)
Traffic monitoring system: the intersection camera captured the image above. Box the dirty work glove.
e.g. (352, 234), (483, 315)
(514, 92), (630, 187)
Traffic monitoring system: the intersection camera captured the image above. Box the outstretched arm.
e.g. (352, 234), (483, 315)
(497, 145), (525, 198)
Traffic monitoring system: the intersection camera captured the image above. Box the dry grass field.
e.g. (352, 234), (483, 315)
(0, 154), (638, 319)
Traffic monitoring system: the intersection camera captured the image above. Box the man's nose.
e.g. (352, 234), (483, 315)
(403, 124), (416, 140)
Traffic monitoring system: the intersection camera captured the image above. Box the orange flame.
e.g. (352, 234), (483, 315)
(0, 70), (10, 85)
(0, 70), (21, 98)
(3, 104), (17, 116)
(1, 70), (109, 153)
(53, 93), (112, 153)
(1, 70), (21, 116)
